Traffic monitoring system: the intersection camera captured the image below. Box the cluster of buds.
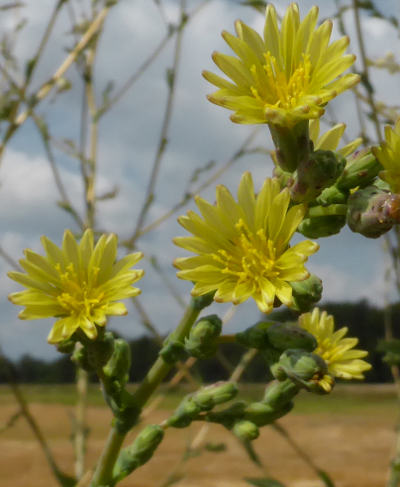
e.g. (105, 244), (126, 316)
(113, 424), (165, 482)
(271, 120), (398, 239)
(165, 321), (335, 444)
(66, 331), (141, 433)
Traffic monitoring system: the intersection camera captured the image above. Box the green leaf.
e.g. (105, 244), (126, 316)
(245, 477), (286, 487)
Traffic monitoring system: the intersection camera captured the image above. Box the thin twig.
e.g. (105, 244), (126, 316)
(352, 0), (383, 143)
(127, 0), (187, 247)
(129, 128), (261, 241)
(0, 2), (116, 164)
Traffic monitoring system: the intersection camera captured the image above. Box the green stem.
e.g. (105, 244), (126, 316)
(90, 297), (207, 486)
(131, 298), (202, 407)
(90, 427), (125, 486)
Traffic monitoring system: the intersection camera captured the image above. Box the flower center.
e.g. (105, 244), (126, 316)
(251, 52), (312, 109)
(55, 263), (103, 318)
(213, 219), (279, 285)
(315, 338), (335, 365)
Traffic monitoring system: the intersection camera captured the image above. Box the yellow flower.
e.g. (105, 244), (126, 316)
(309, 119), (362, 157)
(174, 173), (319, 313)
(203, 3), (359, 127)
(8, 230), (144, 344)
(299, 308), (371, 380)
(373, 119), (400, 193)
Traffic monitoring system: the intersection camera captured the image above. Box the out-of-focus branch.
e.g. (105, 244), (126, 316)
(0, 1), (116, 164)
(126, 0), (187, 248)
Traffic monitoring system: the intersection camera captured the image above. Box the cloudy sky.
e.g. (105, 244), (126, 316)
(0, 0), (399, 360)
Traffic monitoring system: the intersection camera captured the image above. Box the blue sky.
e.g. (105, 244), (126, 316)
(0, 0), (399, 360)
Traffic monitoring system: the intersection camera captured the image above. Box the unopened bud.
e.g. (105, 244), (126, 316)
(113, 425), (164, 482)
(193, 382), (238, 411)
(271, 350), (327, 383)
(103, 338), (131, 385)
(266, 323), (317, 352)
(262, 379), (299, 409)
(233, 420), (259, 441)
(206, 401), (247, 429)
(185, 314), (222, 359)
(167, 397), (201, 428)
(316, 185), (348, 206)
(290, 274), (323, 312)
(236, 321), (274, 349)
(243, 401), (293, 426)
(297, 214), (346, 238)
(290, 150), (346, 203)
(347, 185), (400, 238)
(337, 150), (381, 190)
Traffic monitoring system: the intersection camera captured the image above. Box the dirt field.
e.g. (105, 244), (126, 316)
(0, 384), (397, 487)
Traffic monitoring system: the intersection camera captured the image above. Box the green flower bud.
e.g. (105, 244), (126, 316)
(262, 379), (299, 410)
(232, 420), (259, 442)
(290, 274), (323, 312)
(271, 349), (327, 383)
(103, 338), (131, 386)
(315, 185), (348, 206)
(167, 397), (202, 428)
(113, 425), (164, 482)
(160, 340), (186, 364)
(193, 382), (238, 411)
(297, 214), (346, 238)
(290, 150), (346, 203)
(347, 185), (400, 238)
(185, 314), (222, 359)
(206, 401), (247, 429)
(266, 323), (317, 352)
(269, 120), (311, 173)
(243, 401), (290, 426)
(236, 321), (274, 349)
(337, 150), (381, 191)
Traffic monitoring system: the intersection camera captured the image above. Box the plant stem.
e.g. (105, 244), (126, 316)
(131, 298), (201, 407)
(90, 298), (206, 486)
(90, 427), (126, 486)
(74, 365), (88, 480)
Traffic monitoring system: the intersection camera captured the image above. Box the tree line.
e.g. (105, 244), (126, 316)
(0, 299), (397, 384)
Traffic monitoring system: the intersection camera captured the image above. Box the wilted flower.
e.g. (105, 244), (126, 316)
(174, 173), (319, 313)
(203, 3), (359, 126)
(373, 119), (400, 193)
(8, 230), (144, 344)
(299, 308), (371, 380)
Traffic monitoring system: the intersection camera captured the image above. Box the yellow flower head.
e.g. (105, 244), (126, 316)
(309, 119), (362, 157)
(203, 3), (359, 127)
(299, 308), (371, 380)
(8, 230), (144, 344)
(373, 119), (400, 193)
(174, 173), (319, 313)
